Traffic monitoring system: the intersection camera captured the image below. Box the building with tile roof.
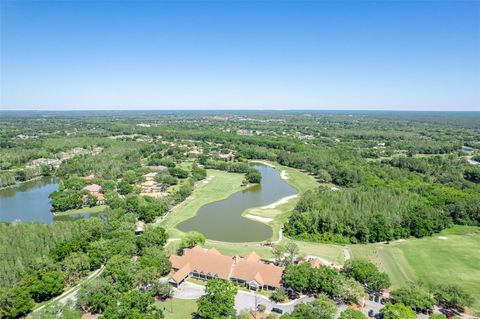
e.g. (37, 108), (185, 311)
(169, 246), (284, 290)
(230, 252), (284, 290)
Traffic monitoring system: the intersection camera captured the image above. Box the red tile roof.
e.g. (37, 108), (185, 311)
(231, 256), (284, 288)
(169, 246), (235, 280)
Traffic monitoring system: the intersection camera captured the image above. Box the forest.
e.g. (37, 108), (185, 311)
(0, 110), (479, 318)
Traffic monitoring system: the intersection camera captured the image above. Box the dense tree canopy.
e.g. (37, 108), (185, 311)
(282, 295), (337, 319)
(380, 302), (416, 319)
(196, 279), (238, 319)
(343, 259), (390, 291)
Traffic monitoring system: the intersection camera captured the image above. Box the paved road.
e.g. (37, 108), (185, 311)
(32, 265), (105, 313)
(173, 281), (314, 315)
(235, 289), (314, 315)
(343, 247), (351, 261)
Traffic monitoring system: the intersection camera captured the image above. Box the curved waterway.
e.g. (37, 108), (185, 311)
(0, 177), (100, 224)
(177, 165), (298, 242)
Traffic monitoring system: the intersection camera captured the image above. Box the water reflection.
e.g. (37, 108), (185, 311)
(177, 165), (297, 242)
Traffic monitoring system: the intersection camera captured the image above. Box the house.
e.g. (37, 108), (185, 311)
(135, 220), (145, 235)
(169, 246), (235, 287)
(218, 151), (235, 161)
(26, 158), (60, 169)
(82, 192), (106, 206)
(95, 193), (106, 205)
(308, 257), (325, 268)
(143, 172), (158, 181)
(230, 252), (284, 290)
(140, 181), (164, 193)
(83, 184), (102, 194)
(92, 147), (104, 155)
(187, 146), (203, 157)
(72, 147), (85, 154)
(169, 246), (284, 291)
(146, 165), (168, 173)
(83, 174), (96, 182)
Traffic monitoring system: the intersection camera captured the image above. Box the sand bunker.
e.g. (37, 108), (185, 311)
(251, 160), (275, 168)
(261, 194), (298, 209)
(244, 214), (273, 223)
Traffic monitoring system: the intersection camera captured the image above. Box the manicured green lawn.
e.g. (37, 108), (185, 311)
(53, 205), (108, 216)
(282, 238), (345, 265)
(157, 298), (197, 319)
(160, 162), (346, 264)
(349, 226), (480, 312)
(159, 169), (246, 238)
(203, 242), (275, 259)
(244, 161), (319, 241)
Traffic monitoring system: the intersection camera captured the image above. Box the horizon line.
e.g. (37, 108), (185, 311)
(1, 108), (479, 112)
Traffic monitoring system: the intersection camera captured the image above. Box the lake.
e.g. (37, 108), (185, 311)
(0, 177), (100, 224)
(177, 165), (298, 242)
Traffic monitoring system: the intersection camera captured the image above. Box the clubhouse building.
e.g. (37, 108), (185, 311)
(169, 246), (284, 291)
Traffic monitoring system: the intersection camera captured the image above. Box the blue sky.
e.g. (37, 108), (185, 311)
(1, 0), (479, 110)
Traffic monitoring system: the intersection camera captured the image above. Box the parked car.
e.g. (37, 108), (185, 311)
(368, 310), (374, 317)
(380, 298), (386, 305)
(374, 296), (380, 303)
(369, 295), (374, 301)
(271, 307), (283, 314)
(288, 291), (299, 300)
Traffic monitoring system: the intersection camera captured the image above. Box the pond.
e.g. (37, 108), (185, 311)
(0, 177), (101, 224)
(462, 145), (473, 153)
(177, 165), (298, 242)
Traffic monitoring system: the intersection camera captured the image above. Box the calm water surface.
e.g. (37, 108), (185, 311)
(0, 177), (99, 224)
(177, 165), (297, 242)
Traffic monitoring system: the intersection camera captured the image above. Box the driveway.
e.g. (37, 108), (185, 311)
(173, 281), (314, 314)
(173, 281), (205, 299)
(235, 289), (314, 315)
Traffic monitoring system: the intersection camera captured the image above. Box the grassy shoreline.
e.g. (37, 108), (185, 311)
(159, 169), (247, 238)
(0, 176), (46, 191)
(160, 161), (319, 241)
(52, 205), (108, 216)
(242, 161), (320, 241)
(159, 161), (349, 264)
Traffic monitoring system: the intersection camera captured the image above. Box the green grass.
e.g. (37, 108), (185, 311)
(282, 238), (345, 264)
(204, 242), (275, 259)
(244, 161), (319, 241)
(157, 298), (197, 319)
(53, 205), (108, 216)
(159, 169), (246, 238)
(349, 226), (480, 312)
(161, 162), (345, 264)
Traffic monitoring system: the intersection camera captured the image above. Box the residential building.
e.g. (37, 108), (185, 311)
(143, 172), (158, 181)
(83, 184), (102, 194)
(135, 220), (145, 235)
(169, 246), (235, 286)
(218, 151), (235, 161)
(146, 165), (168, 172)
(140, 181), (164, 193)
(81, 192), (106, 206)
(230, 252), (284, 290)
(83, 174), (96, 182)
(169, 246), (284, 291)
